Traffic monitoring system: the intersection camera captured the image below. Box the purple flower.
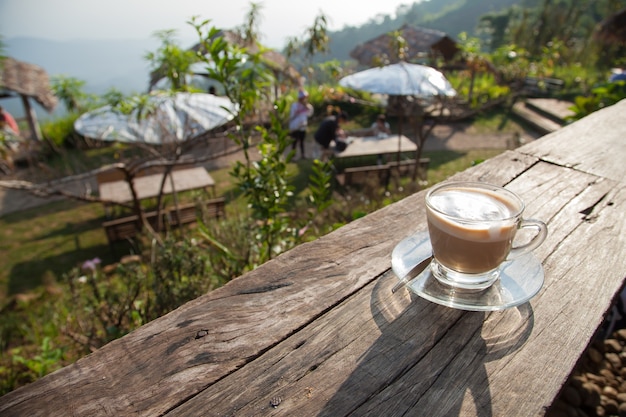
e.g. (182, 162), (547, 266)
(82, 257), (102, 272)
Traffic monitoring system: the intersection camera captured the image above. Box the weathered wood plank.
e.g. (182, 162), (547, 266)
(0, 149), (540, 416)
(518, 98), (626, 182)
(148, 161), (626, 417)
(2, 101), (625, 417)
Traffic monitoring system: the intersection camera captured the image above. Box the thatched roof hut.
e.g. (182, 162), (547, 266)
(595, 7), (626, 45)
(350, 25), (459, 67)
(0, 57), (58, 140)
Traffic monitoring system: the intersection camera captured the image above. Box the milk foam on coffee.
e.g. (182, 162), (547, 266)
(426, 186), (522, 274)
(427, 187), (518, 241)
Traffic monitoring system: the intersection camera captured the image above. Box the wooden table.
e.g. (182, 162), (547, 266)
(98, 166), (215, 204)
(336, 134), (417, 159)
(2, 101), (625, 416)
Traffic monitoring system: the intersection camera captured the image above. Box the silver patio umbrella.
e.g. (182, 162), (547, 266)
(338, 61), (456, 97)
(339, 62), (456, 176)
(74, 92), (238, 145)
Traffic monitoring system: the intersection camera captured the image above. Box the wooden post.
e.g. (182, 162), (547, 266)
(20, 95), (43, 141)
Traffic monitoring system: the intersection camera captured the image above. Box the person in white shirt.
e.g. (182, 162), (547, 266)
(289, 89), (314, 160)
(371, 114), (391, 137)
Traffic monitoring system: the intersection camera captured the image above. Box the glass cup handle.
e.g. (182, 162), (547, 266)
(507, 219), (548, 260)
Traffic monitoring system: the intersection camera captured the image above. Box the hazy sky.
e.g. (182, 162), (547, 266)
(0, 0), (414, 48)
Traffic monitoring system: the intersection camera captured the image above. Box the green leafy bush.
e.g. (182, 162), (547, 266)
(568, 80), (626, 121)
(41, 114), (80, 148)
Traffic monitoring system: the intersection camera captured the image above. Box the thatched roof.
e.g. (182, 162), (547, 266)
(350, 25), (459, 67)
(596, 7), (626, 45)
(0, 57), (57, 112)
(148, 29), (300, 90)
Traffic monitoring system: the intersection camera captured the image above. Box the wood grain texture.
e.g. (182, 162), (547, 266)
(1, 100), (625, 416)
(519, 99), (626, 182)
(163, 161), (626, 417)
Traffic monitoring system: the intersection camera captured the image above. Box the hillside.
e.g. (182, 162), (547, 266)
(326, 0), (540, 62)
(2, 0), (539, 117)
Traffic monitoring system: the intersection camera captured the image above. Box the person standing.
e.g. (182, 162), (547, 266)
(0, 106), (20, 136)
(288, 89), (314, 160)
(313, 109), (348, 161)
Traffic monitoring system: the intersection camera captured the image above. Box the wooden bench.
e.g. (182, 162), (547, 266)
(336, 164), (391, 188)
(522, 76), (565, 97)
(336, 158), (431, 189)
(102, 197), (226, 255)
(387, 157), (431, 180)
(168, 197), (226, 226)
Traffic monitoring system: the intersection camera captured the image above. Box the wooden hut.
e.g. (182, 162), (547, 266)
(350, 24), (459, 67)
(0, 57), (58, 141)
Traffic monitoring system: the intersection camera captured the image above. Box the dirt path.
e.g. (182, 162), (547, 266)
(0, 123), (541, 218)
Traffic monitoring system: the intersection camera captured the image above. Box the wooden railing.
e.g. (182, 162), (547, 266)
(1, 100), (625, 417)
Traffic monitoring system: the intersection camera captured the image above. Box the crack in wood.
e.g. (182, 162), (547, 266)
(237, 282), (293, 295)
(579, 191), (610, 222)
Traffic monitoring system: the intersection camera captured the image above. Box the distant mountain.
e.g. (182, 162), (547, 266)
(3, 0), (539, 119)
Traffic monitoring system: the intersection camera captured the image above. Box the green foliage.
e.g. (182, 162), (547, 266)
(41, 114), (80, 147)
(197, 216), (250, 280)
(305, 159), (334, 236)
(231, 101), (296, 262)
(568, 81), (626, 121)
(481, 0), (626, 69)
(190, 17), (272, 126)
(236, 2), (263, 44)
(50, 75), (97, 113)
(310, 59), (348, 85)
(101, 88), (129, 107)
(307, 159), (333, 212)
(144, 30), (198, 91)
(490, 45), (533, 83)
(149, 236), (215, 317)
(12, 337), (64, 379)
(62, 259), (146, 349)
(285, 12), (330, 61)
(447, 72), (511, 108)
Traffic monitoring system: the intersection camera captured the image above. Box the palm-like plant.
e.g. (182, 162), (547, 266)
(144, 30), (198, 92)
(50, 75), (91, 113)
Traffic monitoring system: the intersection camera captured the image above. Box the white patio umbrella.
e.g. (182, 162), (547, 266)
(338, 61), (457, 98)
(74, 92), (238, 145)
(339, 62), (456, 175)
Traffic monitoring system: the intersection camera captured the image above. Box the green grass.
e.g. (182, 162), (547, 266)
(423, 149), (504, 186)
(0, 127), (507, 303)
(0, 200), (110, 299)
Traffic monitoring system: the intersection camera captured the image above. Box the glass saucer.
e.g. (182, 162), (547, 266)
(391, 231), (544, 311)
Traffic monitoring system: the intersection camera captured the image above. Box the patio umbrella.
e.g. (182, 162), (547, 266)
(74, 92), (238, 145)
(339, 62), (456, 171)
(338, 61), (456, 97)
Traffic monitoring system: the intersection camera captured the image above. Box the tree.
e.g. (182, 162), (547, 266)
(237, 1), (263, 45)
(50, 76), (93, 113)
(478, 8), (515, 51)
(144, 30), (198, 91)
(285, 12), (330, 85)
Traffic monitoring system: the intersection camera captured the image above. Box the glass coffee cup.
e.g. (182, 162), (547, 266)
(425, 181), (548, 291)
